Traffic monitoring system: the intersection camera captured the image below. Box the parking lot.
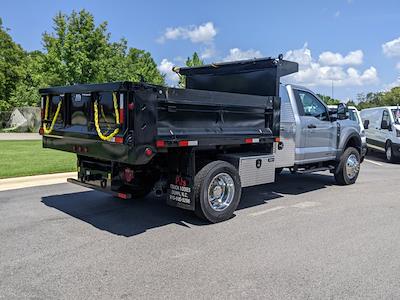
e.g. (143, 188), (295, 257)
(1, 151), (400, 299)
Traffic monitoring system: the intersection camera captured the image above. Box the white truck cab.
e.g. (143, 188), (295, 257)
(360, 106), (400, 162)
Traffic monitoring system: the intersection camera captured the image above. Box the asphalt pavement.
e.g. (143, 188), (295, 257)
(1, 152), (400, 299)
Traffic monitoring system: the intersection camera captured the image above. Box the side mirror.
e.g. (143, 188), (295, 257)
(363, 119), (369, 129)
(381, 120), (390, 130)
(337, 103), (348, 120)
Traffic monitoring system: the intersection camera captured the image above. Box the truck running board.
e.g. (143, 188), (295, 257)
(294, 166), (335, 174)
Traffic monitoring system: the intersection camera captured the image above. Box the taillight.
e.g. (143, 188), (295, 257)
(119, 94), (124, 124)
(41, 96), (45, 119)
(145, 148), (153, 156)
(123, 168), (134, 183)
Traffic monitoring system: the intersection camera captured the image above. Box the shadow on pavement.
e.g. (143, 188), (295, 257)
(42, 171), (335, 237)
(365, 150), (399, 164)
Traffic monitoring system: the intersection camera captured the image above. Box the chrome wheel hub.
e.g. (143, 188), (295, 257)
(345, 154), (360, 180)
(208, 173), (235, 211)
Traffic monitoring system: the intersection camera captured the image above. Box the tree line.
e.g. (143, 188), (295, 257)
(1, 9), (399, 111)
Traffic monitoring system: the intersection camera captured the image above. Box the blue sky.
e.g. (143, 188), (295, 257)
(1, 0), (400, 101)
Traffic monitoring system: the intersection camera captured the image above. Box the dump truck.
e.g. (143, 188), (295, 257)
(39, 56), (362, 223)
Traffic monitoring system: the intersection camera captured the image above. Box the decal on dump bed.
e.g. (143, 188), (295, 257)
(167, 175), (195, 210)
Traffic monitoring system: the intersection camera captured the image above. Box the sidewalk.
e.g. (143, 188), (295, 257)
(0, 133), (41, 141)
(0, 172), (77, 192)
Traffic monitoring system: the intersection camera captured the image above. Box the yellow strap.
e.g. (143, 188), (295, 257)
(93, 92), (120, 141)
(43, 95), (62, 135)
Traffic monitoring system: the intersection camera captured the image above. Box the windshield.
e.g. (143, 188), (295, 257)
(392, 108), (400, 124)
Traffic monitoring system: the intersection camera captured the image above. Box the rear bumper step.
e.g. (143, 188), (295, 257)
(67, 178), (132, 199)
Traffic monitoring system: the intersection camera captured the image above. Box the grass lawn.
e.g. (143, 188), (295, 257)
(0, 140), (76, 179)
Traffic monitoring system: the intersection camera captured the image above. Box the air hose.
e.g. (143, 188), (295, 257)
(43, 95), (62, 135)
(93, 92), (120, 141)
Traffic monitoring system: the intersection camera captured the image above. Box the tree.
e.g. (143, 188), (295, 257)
(317, 94), (341, 105)
(9, 51), (47, 108)
(179, 52), (204, 87)
(0, 18), (26, 110)
(42, 10), (164, 86)
(118, 48), (165, 85)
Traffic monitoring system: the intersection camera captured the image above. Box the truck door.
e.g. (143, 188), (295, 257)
(376, 109), (391, 148)
(293, 89), (337, 161)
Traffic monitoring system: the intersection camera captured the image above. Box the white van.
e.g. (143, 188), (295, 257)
(360, 106), (400, 162)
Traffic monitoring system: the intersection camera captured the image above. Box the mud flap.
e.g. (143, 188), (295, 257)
(166, 174), (195, 210)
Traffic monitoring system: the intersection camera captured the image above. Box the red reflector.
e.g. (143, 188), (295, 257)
(245, 138), (253, 144)
(124, 168), (134, 183)
(119, 109), (124, 124)
(118, 192), (128, 199)
(39, 127), (44, 135)
(156, 140), (166, 148)
(128, 102), (135, 110)
(115, 137), (124, 144)
(178, 140), (189, 147)
(275, 137), (281, 142)
(145, 147), (153, 156)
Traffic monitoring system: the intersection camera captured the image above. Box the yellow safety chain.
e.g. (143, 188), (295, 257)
(93, 92), (120, 141)
(43, 95), (62, 135)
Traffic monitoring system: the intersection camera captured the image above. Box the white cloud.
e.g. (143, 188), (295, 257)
(158, 59), (179, 86)
(396, 62), (400, 71)
(334, 11), (341, 17)
(223, 48), (263, 62)
(384, 76), (400, 90)
(157, 22), (217, 44)
(284, 43), (313, 66)
(382, 37), (400, 57)
(201, 46), (216, 59)
(283, 44), (378, 87)
(319, 50), (363, 65)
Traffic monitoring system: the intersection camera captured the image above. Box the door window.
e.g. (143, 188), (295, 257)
(294, 90), (329, 121)
(382, 109), (390, 128)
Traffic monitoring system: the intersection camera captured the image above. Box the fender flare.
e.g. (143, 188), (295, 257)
(338, 132), (362, 158)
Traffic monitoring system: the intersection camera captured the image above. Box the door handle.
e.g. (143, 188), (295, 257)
(307, 124), (317, 129)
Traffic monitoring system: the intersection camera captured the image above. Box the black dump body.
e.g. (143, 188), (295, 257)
(39, 57), (298, 166)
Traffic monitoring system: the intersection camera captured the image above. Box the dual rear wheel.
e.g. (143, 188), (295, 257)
(194, 161), (241, 223)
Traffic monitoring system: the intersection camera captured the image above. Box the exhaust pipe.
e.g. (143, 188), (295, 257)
(153, 179), (167, 197)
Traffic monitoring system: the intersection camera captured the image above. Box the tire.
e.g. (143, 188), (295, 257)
(334, 147), (361, 185)
(385, 141), (397, 163)
(194, 160), (242, 223)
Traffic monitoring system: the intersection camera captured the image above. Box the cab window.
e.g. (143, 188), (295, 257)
(348, 109), (359, 123)
(294, 90), (329, 121)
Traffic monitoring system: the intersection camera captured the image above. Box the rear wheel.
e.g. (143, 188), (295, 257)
(385, 141), (397, 163)
(334, 147), (360, 185)
(194, 161), (242, 223)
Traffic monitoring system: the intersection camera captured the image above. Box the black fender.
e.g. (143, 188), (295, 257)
(337, 132), (362, 160)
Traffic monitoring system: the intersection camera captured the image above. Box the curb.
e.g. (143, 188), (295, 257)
(0, 172), (77, 192)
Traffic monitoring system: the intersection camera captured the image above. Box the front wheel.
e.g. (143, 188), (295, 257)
(385, 141), (398, 163)
(334, 147), (360, 185)
(194, 161), (242, 223)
